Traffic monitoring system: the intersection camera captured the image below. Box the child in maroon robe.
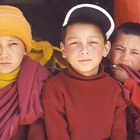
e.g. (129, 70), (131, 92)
(0, 5), (50, 140)
(43, 3), (127, 140)
(109, 22), (140, 140)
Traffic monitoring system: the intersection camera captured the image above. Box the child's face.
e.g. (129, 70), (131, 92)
(110, 33), (140, 71)
(61, 23), (111, 76)
(0, 36), (26, 73)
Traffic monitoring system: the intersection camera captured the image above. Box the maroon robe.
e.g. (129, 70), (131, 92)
(0, 56), (50, 140)
(119, 65), (140, 140)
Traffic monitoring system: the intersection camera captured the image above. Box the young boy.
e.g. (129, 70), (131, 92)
(43, 4), (127, 140)
(109, 22), (140, 140)
(0, 5), (50, 140)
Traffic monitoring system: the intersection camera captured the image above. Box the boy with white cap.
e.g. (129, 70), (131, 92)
(43, 4), (127, 140)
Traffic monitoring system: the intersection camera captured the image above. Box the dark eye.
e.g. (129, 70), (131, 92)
(9, 42), (18, 46)
(69, 42), (80, 47)
(70, 42), (77, 45)
(115, 47), (124, 51)
(91, 41), (97, 44)
(131, 51), (140, 55)
(89, 41), (99, 46)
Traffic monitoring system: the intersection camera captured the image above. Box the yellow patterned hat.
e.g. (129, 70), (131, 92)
(0, 5), (32, 52)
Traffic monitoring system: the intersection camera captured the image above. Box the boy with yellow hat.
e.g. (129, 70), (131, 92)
(0, 5), (50, 140)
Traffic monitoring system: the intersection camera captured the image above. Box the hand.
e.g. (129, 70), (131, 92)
(111, 64), (129, 83)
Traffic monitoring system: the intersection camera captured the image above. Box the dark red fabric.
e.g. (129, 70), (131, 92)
(43, 66), (127, 140)
(119, 65), (140, 140)
(11, 119), (47, 140)
(27, 119), (47, 140)
(118, 65), (140, 107)
(0, 56), (50, 140)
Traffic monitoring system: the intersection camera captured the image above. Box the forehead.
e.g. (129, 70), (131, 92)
(113, 33), (140, 47)
(65, 23), (104, 37)
(115, 33), (140, 42)
(0, 35), (21, 41)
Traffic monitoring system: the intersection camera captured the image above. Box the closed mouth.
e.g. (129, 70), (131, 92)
(78, 59), (92, 62)
(0, 62), (11, 64)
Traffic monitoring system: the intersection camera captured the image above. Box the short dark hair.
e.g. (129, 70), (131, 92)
(61, 17), (107, 43)
(110, 22), (140, 43)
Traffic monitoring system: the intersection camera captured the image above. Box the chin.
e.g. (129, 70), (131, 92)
(80, 68), (96, 73)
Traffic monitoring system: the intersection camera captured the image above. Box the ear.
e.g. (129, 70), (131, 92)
(60, 42), (66, 58)
(103, 41), (111, 57)
(24, 47), (27, 55)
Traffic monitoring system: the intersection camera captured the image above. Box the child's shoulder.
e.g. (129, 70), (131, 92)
(104, 72), (122, 89)
(44, 70), (65, 86)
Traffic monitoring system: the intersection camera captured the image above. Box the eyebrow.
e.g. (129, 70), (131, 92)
(67, 37), (77, 40)
(7, 39), (17, 41)
(0, 39), (16, 42)
(89, 35), (102, 38)
(113, 43), (124, 47)
(114, 44), (140, 52)
(67, 36), (102, 40)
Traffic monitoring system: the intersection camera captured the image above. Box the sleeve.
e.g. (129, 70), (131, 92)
(110, 91), (127, 140)
(27, 119), (47, 140)
(42, 80), (70, 140)
(124, 78), (140, 134)
(124, 77), (140, 108)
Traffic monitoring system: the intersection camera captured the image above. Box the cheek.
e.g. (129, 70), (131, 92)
(11, 50), (25, 63)
(90, 47), (104, 58)
(131, 55), (140, 60)
(13, 46), (25, 55)
(132, 57), (140, 70)
(65, 47), (78, 58)
(110, 51), (121, 64)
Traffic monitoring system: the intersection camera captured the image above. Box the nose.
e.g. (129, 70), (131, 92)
(80, 44), (89, 55)
(120, 51), (130, 64)
(0, 47), (9, 58)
